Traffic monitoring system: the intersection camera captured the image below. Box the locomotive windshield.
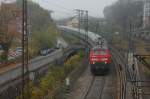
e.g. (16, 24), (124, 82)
(92, 47), (107, 55)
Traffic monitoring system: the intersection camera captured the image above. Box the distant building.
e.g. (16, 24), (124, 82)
(0, 3), (22, 45)
(67, 16), (79, 28)
(143, 0), (150, 28)
(121, 0), (150, 29)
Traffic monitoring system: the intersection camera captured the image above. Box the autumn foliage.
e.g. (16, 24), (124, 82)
(17, 52), (83, 99)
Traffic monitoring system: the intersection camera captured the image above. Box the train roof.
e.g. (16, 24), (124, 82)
(58, 26), (102, 41)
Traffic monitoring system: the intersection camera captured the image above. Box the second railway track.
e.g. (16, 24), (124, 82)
(83, 76), (106, 99)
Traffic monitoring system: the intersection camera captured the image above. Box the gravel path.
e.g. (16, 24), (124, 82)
(67, 63), (117, 99)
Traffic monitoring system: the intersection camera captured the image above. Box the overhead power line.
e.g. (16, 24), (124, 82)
(47, 0), (71, 10)
(42, 0), (73, 13)
(76, 9), (89, 55)
(51, 10), (74, 15)
(40, 0), (74, 17)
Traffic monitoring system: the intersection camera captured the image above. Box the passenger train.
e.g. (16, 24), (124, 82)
(58, 26), (111, 75)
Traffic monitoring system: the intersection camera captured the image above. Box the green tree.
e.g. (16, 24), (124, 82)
(16, 0), (60, 58)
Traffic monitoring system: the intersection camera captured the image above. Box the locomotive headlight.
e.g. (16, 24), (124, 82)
(101, 58), (108, 61)
(93, 62), (95, 64)
(92, 58), (98, 61)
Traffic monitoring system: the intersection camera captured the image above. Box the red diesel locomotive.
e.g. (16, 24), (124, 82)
(89, 46), (111, 75)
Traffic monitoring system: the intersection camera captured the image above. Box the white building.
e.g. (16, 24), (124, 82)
(143, 0), (150, 28)
(67, 17), (79, 28)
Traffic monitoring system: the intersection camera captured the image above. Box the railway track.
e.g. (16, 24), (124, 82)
(67, 63), (117, 99)
(59, 27), (122, 99)
(112, 53), (127, 99)
(83, 76), (106, 99)
(132, 39), (150, 99)
(110, 46), (129, 99)
(111, 46), (149, 99)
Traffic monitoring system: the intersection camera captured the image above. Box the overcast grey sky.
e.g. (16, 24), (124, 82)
(1, 0), (117, 19)
(33, 0), (117, 19)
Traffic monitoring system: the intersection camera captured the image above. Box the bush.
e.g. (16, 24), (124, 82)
(17, 52), (83, 99)
(0, 55), (7, 63)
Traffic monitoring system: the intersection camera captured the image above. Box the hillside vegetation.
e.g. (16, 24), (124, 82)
(17, 0), (60, 58)
(0, 0), (60, 61)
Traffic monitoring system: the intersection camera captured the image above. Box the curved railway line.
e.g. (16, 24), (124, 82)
(1, 25), (148, 99)
(60, 26), (124, 99)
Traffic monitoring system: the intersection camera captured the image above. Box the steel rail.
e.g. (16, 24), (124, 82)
(99, 77), (106, 99)
(83, 76), (95, 99)
(83, 76), (106, 99)
(112, 53), (126, 99)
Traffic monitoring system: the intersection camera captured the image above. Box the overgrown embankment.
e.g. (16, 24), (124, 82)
(17, 51), (85, 99)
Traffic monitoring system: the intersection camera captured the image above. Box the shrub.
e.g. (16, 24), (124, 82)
(17, 52), (83, 99)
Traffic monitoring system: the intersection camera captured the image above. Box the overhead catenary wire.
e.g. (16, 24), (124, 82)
(51, 10), (74, 16)
(47, 0), (66, 6)
(34, 0), (100, 19)
(76, 9), (89, 56)
(44, 0), (101, 17)
(39, 0), (76, 19)
(44, 0), (72, 11)
(42, 0), (73, 13)
(39, 0), (75, 18)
